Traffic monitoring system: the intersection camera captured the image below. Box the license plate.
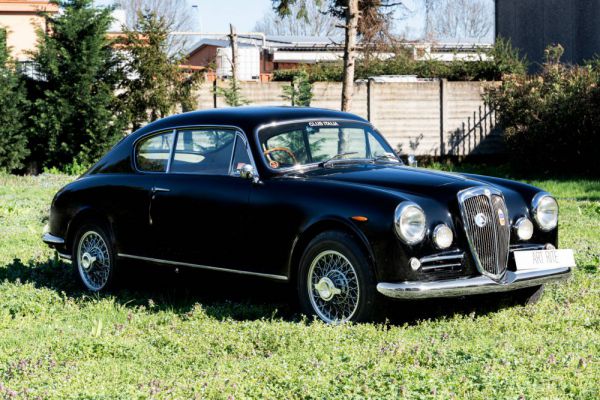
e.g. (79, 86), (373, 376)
(514, 249), (576, 270)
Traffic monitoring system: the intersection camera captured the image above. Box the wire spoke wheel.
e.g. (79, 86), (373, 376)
(307, 250), (360, 323)
(77, 230), (111, 291)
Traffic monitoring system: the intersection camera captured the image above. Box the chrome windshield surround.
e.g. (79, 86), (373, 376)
(253, 118), (401, 174)
(457, 186), (511, 282)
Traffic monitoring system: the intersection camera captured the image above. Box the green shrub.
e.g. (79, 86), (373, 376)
(273, 38), (526, 82)
(487, 44), (600, 176)
(0, 29), (29, 172)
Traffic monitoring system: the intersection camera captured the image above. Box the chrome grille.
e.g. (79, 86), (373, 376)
(458, 187), (510, 280)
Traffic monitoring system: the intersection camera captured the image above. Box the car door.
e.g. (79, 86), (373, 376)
(148, 128), (255, 270)
(114, 129), (175, 257)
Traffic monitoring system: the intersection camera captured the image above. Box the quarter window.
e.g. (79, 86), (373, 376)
(231, 136), (252, 174)
(136, 131), (175, 172)
(171, 129), (236, 175)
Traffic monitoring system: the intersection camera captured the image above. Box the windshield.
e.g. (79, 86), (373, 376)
(257, 120), (399, 170)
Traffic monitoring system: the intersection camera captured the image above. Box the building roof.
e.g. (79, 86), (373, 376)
(187, 34), (341, 56)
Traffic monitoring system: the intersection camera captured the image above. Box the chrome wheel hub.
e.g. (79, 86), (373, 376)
(80, 252), (96, 270)
(307, 250), (360, 323)
(77, 231), (111, 291)
(314, 277), (341, 301)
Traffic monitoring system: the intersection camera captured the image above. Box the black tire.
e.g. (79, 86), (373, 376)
(297, 230), (380, 323)
(71, 222), (117, 292)
(513, 284), (545, 306)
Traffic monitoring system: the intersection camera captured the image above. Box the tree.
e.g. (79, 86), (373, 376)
(27, 0), (125, 171)
(117, 11), (202, 131)
(273, 0), (405, 112)
(282, 70), (313, 106)
(255, 0), (341, 37)
(424, 0), (493, 42)
(0, 29), (29, 172)
(116, 0), (196, 52)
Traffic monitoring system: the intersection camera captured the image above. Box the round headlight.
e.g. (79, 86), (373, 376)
(432, 224), (453, 249)
(532, 193), (558, 231)
(514, 217), (534, 241)
(394, 202), (426, 244)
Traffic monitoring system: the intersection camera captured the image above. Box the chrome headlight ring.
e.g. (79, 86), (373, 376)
(394, 202), (427, 245)
(531, 192), (559, 231)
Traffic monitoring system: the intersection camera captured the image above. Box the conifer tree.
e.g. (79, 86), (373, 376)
(28, 0), (124, 170)
(0, 29), (29, 172)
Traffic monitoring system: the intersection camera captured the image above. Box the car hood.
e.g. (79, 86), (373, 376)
(289, 164), (488, 199)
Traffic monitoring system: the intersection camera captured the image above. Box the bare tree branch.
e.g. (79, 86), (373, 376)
(424, 0), (493, 42)
(255, 0), (342, 37)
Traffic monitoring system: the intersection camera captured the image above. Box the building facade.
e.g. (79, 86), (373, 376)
(496, 0), (600, 68)
(0, 0), (58, 61)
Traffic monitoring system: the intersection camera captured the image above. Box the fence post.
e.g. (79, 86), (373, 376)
(367, 78), (373, 122)
(212, 79), (217, 108)
(439, 79), (448, 156)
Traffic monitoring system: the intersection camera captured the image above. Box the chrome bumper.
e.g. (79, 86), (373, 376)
(42, 233), (71, 261)
(42, 233), (65, 246)
(376, 266), (572, 299)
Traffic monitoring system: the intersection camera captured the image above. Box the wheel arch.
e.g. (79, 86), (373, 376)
(65, 207), (113, 254)
(287, 217), (376, 284)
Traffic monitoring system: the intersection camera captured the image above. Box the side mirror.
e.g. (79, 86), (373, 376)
(238, 164), (257, 181)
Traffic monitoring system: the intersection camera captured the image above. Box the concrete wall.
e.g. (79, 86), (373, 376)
(496, 0), (600, 68)
(194, 80), (502, 156)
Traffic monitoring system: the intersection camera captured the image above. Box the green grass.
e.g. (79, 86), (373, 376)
(0, 172), (598, 399)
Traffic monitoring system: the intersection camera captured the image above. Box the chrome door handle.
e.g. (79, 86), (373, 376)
(152, 187), (170, 193)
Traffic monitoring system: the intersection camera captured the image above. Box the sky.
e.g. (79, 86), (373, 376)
(94, 0), (493, 43)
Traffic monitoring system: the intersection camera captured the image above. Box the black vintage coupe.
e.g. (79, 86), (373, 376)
(43, 107), (574, 323)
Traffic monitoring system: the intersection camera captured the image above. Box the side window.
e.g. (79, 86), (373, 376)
(231, 136), (252, 174)
(171, 129), (236, 175)
(136, 131), (174, 172)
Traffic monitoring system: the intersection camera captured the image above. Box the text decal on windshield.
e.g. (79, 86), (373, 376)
(308, 121), (340, 127)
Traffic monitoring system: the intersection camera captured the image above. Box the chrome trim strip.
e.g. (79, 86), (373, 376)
(132, 124), (260, 178)
(377, 266), (572, 299)
(42, 233), (65, 245)
(58, 252), (72, 261)
(510, 243), (545, 251)
(117, 253), (288, 281)
(166, 129), (176, 173)
(420, 253), (464, 264)
(420, 263), (462, 271)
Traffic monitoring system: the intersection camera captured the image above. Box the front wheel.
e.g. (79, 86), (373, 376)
(297, 231), (380, 323)
(72, 223), (116, 292)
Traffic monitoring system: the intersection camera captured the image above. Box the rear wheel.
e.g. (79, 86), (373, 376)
(72, 223), (116, 292)
(297, 231), (379, 323)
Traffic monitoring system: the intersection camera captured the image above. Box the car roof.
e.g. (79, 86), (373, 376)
(130, 106), (369, 141)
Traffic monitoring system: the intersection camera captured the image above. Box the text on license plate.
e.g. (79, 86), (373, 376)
(514, 249), (576, 270)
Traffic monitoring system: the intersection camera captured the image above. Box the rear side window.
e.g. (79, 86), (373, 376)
(170, 129), (236, 175)
(136, 131), (175, 172)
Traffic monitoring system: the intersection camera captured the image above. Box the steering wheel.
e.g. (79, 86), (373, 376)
(263, 147), (298, 165)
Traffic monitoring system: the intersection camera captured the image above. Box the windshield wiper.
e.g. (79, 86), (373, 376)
(319, 152), (359, 168)
(371, 153), (402, 164)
